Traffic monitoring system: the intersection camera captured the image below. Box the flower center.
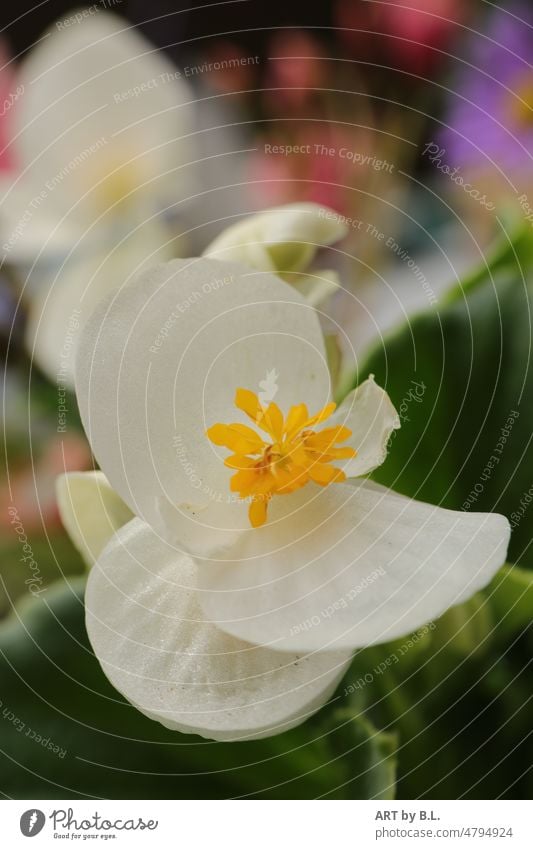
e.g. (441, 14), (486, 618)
(206, 388), (356, 527)
(84, 147), (142, 213)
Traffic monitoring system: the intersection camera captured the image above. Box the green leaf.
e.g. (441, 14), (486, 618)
(307, 234), (533, 800)
(442, 221), (533, 305)
(431, 594), (494, 658)
(487, 564), (533, 639)
(346, 243), (533, 798)
(0, 532), (85, 621)
(357, 270), (533, 569)
(341, 627), (533, 799)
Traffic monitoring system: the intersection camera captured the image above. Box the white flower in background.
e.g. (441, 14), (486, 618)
(0, 13), (193, 385)
(58, 257), (510, 741)
(203, 202), (348, 305)
(56, 470), (133, 566)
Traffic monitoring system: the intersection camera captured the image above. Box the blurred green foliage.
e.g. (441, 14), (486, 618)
(0, 533), (84, 620)
(349, 223), (533, 798)
(360, 231), (533, 568)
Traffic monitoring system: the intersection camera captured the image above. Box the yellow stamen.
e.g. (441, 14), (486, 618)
(206, 389), (357, 528)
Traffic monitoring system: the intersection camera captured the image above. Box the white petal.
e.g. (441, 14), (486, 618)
(0, 174), (82, 263)
(26, 220), (174, 387)
(203, 203), (347, 274)
(56, 471), (133, 566)
(155, 494), (250, 558)
(332, 376), (401, 477)
(289, 269), (341, 307)
(85, 519), (352, 741)
(75, 258), (330, 552)
(10, 13), (193, 221)
(198, 480), (510, 652)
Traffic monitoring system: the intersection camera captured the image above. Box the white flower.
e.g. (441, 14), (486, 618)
(60, 257), (510, 741)
(203, 202), (348, 305)
(56, 470), (133, 567)
(0, 13), (193, 385)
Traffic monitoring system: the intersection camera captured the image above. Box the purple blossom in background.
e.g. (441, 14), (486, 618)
(440, 3), (533, 172)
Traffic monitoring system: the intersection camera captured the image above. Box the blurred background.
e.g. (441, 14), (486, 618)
(0, 0), (532, 799)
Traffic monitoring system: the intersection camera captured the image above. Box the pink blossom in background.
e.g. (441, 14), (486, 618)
(264, 31), (325, 110)
(383, 0), (464, 75)
(248, 124), (372, 214)
(2, 433), (91, 531)
(0, 39), (17, 172)
(335, 0), (465, 76)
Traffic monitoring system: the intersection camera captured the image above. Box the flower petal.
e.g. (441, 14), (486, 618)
(75, 258), (330, 552)
(289, 269), (341, 306)
(56, 471), (133, 567)
(85, 519), (352, 741)
(203, 203), (347, 274)
(0, 174), (82, 263)
(198, 480), (510, 652)
(331, 376), (401, 477)
(11, 13), (193, 221)
(26, 220), (173, 387)
(154, 495), (250, 558)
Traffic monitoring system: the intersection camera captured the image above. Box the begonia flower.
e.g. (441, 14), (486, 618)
(58, 257), (510, 740)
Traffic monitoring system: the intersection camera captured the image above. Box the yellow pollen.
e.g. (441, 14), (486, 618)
(206, 388), (357, 528)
